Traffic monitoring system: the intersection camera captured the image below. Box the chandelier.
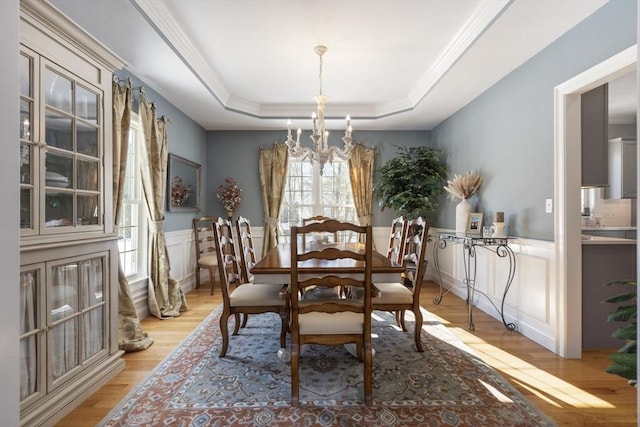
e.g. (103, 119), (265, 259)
(285, 45), (353, 173)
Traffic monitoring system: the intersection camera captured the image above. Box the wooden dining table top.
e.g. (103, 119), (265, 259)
(251, 242), (405, 275)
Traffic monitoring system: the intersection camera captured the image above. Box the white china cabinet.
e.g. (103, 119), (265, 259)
(19, 1), (125, 425)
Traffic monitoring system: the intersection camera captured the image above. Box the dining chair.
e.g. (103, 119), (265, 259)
(193, 216), (219, 294)
(234, 216), (284, 329)
(302, 215), (338, 244)
(373, 216), (429, 352)
(290, 220), (374, 406)
(212, 218), (288, 357)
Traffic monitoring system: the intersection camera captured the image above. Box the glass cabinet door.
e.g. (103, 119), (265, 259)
(81, 258), (105, 360)
(48, 253), (107, 389)
(20, 50), (37, 234)
(20, 266), (45, 404)
(19, 48), (104, 237)
(43, 64), (102, 231)
(49, 262), (80, 381)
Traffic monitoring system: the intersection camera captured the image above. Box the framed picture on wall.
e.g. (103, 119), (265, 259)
(466, 212), (483, 235)
(167, 153), (201, 212)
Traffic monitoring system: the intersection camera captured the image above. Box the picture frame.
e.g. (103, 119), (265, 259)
(466, 212), (483, 235)
(167, 153), (201, 212)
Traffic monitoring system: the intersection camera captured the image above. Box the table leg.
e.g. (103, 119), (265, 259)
(497, 244), (517, 331)
(462, 242), (477, 330)
(433, 237), (447, 305)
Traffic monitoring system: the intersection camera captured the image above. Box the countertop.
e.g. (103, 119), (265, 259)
(581, 235), (637, 245)
(582, 226), (636, 231)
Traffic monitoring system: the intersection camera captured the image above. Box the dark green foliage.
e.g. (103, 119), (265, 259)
(373, 146), (447, 218)
(602, 280), (637, 386)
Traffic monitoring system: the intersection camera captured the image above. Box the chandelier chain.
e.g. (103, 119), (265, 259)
(318, 52), (323, 96)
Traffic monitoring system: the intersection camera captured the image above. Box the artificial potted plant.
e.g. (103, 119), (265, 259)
(603, 279), (637, 387)
(373, 145), (447, 289)
(373, 145), (447, 219)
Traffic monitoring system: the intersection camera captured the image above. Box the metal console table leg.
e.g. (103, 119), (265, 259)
(432, 232), (517, 331)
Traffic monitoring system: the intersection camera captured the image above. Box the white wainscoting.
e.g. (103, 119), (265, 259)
(165, 228), (199, 294)
(162, 226), (558, 353)
(425, 228), (557, 352)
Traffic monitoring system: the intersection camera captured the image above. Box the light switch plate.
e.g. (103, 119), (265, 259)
(545, 198), (553, 213)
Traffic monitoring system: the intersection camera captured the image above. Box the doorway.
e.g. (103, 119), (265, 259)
(554, 45), (637, 358)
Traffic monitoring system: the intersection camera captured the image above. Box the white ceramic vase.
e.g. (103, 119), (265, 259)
(455, 198), (473, 232)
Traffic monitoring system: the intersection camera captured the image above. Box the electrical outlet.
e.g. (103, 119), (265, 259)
(545, 198), (553, 213)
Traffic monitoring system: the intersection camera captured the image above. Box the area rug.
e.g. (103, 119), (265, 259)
(99, 306), (556, 426)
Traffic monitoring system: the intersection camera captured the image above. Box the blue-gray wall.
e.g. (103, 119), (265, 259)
(206, 130), (431, 227)
(431, 0), (637, 240)
(115, 72), (208, 232)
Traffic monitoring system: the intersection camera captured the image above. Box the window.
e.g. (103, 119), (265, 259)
(280, 159), (356, 242)
(118, 113), (147, 278)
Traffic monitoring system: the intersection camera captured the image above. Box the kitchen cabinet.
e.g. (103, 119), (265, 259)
(608, 137), (637, 198)
(19, 1), (124, 425)
(581, 84), (609, 187)
(582, 243), (636, 348)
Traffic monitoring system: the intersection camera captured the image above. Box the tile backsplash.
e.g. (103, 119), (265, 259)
(582, 187), (636, 227)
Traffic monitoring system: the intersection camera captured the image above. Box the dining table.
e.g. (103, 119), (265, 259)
(250, 242), (406, 285)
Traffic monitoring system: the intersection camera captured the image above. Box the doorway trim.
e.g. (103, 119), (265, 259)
(554, 45), (636, 358)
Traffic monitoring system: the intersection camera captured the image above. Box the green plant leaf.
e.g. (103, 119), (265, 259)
(611, 324), (637, 340)
(603, 280), (637, 288)
(606, 305), (637, 323)
(606, 363), (637, 380)
(609, 351), (637, 365)
(604, 292), (637, 304)
(620, 340), (637, 353)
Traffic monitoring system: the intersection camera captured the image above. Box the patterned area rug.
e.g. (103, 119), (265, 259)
(99, 306), (556, 426)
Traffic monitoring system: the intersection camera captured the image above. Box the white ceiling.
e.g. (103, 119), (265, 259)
(49, 0), (612, 131)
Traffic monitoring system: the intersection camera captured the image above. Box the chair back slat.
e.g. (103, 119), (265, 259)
(212, 218), (242, 302)
(386, 216), (408, 265)
(403, 217), (429, 294)
(235, 216), (257, 283)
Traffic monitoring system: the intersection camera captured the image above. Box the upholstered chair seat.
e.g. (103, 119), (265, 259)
(298, 311), (363, 335)
(373, 282), (413, 304)
(229, 283), (287, 307)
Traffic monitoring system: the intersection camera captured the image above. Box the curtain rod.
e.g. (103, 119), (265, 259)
(113, 75), (171, 124)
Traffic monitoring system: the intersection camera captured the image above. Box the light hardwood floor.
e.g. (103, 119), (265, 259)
(57, 281), (637, 426)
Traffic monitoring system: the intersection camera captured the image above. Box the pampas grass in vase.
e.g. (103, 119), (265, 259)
(444, 171), (483, 232)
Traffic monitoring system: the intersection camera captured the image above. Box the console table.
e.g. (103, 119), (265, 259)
(432, 232), (517, 331)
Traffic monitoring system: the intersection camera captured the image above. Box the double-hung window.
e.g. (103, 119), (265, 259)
(118, 113), (147, 279)
(280, 159), (356, 242)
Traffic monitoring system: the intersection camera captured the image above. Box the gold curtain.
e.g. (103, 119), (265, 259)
(139, 94), (188, 318)
(112, 82), (153, 351)
(259, 143), (289, 257)
(348, 143), (376, 226)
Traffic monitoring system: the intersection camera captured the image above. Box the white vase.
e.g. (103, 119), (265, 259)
(455, 198), (473, 232)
